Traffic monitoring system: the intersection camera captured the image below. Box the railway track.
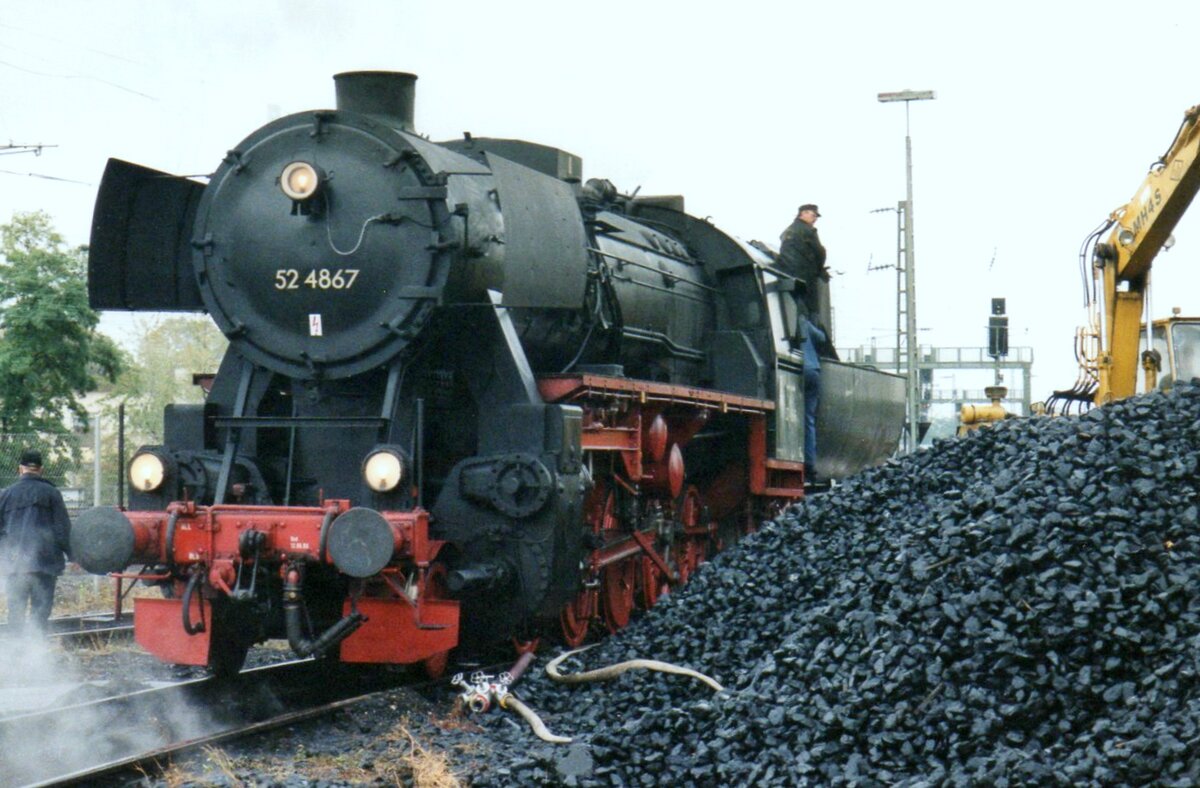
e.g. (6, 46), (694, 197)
(0, 659), (415, 786)
(0, 610), (134, 646)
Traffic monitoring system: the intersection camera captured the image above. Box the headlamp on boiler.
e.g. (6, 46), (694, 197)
(280, 161), (323, 202)
(363, 447), (407, 493)
(129, 450), (168, 493)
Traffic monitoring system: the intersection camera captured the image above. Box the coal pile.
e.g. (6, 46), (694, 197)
(466, 384), (1200, 786)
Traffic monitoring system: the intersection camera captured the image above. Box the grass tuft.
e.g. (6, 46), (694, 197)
(392, 721), (463, 788)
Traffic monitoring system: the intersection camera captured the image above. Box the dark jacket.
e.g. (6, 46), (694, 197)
(0, 474), (71, 575)
(779, 218), (828, 285)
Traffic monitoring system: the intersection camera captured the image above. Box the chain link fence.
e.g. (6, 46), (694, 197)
(0, 434), (94, 518)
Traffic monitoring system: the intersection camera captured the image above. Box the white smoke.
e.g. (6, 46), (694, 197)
(0, 623), (224, 784)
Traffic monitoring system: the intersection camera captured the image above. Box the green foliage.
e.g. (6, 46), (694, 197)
(109, 315), (227, 445)
(0, 211), (124, 441)
(84, 315), (224, 505)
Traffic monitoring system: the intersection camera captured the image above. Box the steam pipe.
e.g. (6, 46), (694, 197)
(415, 397), (425, 509)
(446, 560), (513, 594)
(506, 649), (536, 685)
(282, 565), (366, 658)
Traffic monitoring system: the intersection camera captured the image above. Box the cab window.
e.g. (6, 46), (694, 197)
(1169, 322), (1200, 381)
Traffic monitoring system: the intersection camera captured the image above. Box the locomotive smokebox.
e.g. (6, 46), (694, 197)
(334, 71), (417, 132)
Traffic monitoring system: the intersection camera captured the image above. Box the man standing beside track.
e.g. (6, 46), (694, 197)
(0, 449), (71, 634)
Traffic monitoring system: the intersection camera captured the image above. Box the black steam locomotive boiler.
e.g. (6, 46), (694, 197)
(72, 72), (904, 675)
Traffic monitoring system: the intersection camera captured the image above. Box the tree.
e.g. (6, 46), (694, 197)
(111, 315), (228, 445)
(80, 315), (226, 506)
(0, 212), (123, 437)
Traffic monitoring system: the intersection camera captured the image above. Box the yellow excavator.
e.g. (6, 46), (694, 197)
(1048, 104), (1200, 414)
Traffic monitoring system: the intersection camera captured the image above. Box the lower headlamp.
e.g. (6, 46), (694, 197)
(363, 447), (407, 493)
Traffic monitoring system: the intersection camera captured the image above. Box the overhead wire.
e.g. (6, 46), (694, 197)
(0, 22), (142, 65)
(0, 57), (156, 101)
(0, 169), (91, 185)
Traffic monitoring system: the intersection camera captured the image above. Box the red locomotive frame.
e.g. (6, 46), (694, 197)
(114, 373), (803, 668)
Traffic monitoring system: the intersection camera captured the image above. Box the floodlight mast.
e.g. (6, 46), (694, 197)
(877, 89), (935, 453)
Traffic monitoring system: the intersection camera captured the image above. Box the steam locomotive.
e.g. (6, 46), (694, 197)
(73, 72), (905, 675)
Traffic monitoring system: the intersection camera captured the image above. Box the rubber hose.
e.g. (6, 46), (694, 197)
(546, 644), (724, 692)
(500, 695), (572, 744)
(181, 570), (205, 635)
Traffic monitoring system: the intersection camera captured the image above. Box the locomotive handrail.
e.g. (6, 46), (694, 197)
(587, 246), (718, 291)
(213, 416), (388, 428)
(608, 272), (711, 306)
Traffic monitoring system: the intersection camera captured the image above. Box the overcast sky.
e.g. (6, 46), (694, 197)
(3, 0), (1200, 404)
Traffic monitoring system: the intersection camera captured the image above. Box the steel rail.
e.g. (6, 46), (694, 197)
(0, 610), (131, 635)
(31, 689), (383, 787)
(0, 611), (134, 646)
(0, 659), (392, 786)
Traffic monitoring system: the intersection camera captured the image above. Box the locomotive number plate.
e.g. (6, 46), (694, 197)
(274, 268), (360, 290)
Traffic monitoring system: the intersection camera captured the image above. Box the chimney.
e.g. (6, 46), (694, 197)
(333, 71), (417, 132)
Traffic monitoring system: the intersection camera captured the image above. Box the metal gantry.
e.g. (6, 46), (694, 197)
(839, 344), (1035, 418)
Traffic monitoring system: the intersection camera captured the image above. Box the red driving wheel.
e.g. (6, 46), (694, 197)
(602, 559), (637, 632)
(639, 554), (669, 609)
(560, 478), (619, 645)
(676, 486), (705, 583)
(560, 589), (594, 647)
(679, 538), (708, 584)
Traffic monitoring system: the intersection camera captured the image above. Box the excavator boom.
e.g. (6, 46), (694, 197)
(1090, 106), (1200, 404)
